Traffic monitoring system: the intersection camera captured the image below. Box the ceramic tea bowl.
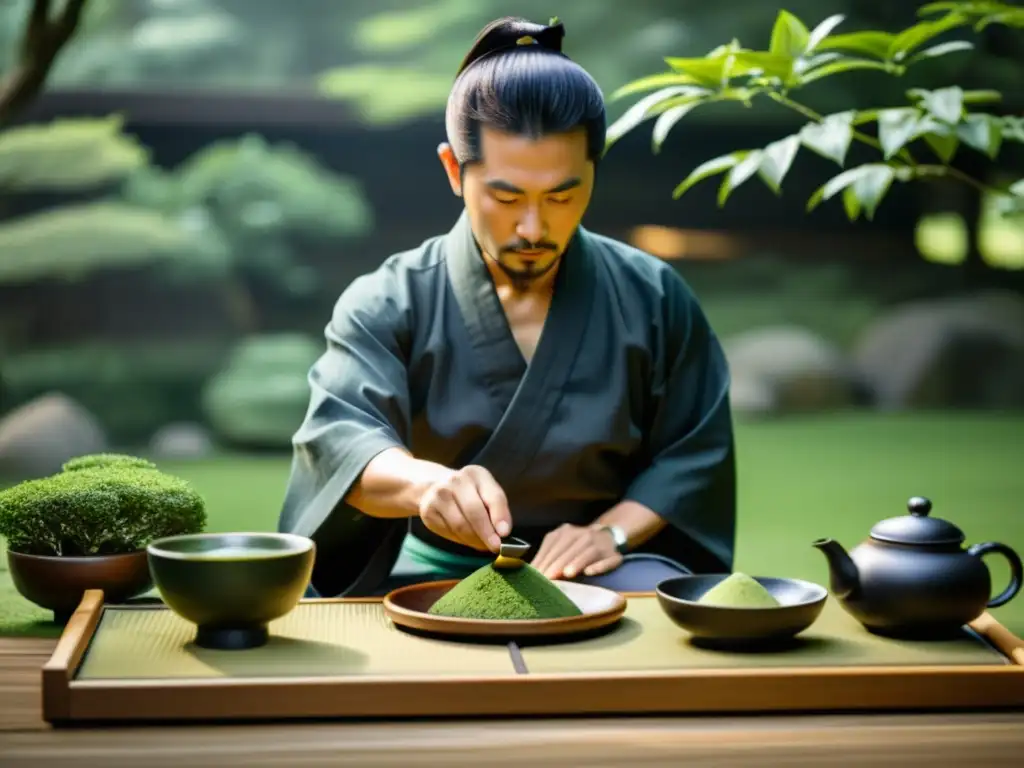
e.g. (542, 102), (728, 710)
(147, 532), (315, 650)
(656, 574), (827, 649)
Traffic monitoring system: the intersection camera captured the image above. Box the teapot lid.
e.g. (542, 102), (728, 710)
(869, 497), (964, 545)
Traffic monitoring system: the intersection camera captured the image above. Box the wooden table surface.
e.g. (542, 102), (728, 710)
(3, 636), (1024, 767)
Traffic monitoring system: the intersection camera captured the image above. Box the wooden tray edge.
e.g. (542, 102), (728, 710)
(41, 589), (105, 722)
(970, 611), (1024, 666)
(59, 664), (1024, 723)
(44, 592), (1024, 724)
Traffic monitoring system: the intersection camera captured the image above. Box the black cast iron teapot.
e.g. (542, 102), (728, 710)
(813, 496), (1022, 638)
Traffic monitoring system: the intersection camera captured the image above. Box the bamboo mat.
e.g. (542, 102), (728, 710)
(76, 602), (516, 679)
(520, 597), (1008, 673)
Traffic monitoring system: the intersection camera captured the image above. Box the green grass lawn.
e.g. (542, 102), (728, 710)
(2, 413), (1023, 638)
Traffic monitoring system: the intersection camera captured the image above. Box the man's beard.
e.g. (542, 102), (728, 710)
(491, 238), (560, 290)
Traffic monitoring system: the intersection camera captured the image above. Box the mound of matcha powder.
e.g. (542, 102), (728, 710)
(697, 572), (781, 608)
(428, 563), (583, 620)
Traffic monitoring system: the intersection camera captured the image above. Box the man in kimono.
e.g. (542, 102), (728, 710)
(278, 16), (736, 598)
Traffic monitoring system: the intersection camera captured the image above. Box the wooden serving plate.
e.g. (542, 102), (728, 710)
(382, 579), (627, 639)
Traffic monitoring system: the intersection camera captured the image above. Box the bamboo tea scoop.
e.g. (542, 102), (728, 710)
(494, 536), (531, 569)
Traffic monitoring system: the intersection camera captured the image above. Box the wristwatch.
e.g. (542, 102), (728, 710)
(600, 524), (629, 553)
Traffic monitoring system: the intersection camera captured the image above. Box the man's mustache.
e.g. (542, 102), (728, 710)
(501, 240), (557, 254)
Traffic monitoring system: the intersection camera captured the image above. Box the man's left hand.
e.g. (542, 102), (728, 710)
(530, 523), (623, 580)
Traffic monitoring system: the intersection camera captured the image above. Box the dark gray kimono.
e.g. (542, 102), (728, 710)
(277, 211), (736, 597)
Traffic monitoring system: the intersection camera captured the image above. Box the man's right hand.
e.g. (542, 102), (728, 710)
(417, 465), (512, 553)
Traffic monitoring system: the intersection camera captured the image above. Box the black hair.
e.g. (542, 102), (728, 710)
(445, 17), (606, 170)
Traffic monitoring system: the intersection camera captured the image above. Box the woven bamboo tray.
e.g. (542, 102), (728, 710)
(41, 588), (1024, 724)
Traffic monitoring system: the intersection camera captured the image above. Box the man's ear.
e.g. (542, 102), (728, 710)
(437, 142), (462, 197)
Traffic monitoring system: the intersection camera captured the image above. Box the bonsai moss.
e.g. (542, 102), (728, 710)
(62, 453), (159, 473)
(428, 563), (583, 620)
(0, 456), (206, 557)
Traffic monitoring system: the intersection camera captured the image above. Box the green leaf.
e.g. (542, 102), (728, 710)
(916, 2), (961, 16)
(956, 113), (1003, 158)
(924, 129), (960, 163)
(806, 14), (847, 52)
(794, 52), (842, 74)
(718, 151), (764, 206)
(1003, 116), (1024, 143)
(652, 101), (704, 153)
(907, 40), (974, 62)
(769, 10), (811, 58)
(918, 86), (964, 123)
(877, 108), (926, 158)
(672, 153), (745, 198)
(757, 135), (801, 192)
(842, 185), (862, 219)
(816, 31), (895, 59)
(799, 58), (893, 85)
(664, 57), (730, 86)
(890, 15), (970, 61)
(606, 86), (708, 148)
(610, 73), (707, 101)
(1010, 178), (1024, 197)
(799, 112), (855, 165)
(731, 51), (795, 80)
(977, 10), (1024, 30)
(807, 164), (897, 220)
(961, 89), (1003, 104)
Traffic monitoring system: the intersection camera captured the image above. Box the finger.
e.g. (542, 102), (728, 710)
(530, 531), (560, 572)
(532, 526), (576, 573)
(452, 477), (499, 552)
(540, 532), (589, 579)
(474, 474), (512, 539)
(563, 545), (605, 580)
(548, 539), (596, 580)
(420, 506), (466, 548)
(582, 554), (623, 578)
(427, 485), (479, 549)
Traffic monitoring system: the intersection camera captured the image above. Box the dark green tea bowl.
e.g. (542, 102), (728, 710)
(147, 532), (315, 651)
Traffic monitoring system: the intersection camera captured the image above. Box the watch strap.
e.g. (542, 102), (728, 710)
(600, 524), (629, 553)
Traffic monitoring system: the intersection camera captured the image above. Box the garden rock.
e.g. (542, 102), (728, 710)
(723, 326), (860, 416)
(0, 393), (108, 481)
(149, 422), (214, 460)
(853, 291), (1024, 409)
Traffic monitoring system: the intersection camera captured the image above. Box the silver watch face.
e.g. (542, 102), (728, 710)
(607, 525), (627, 551)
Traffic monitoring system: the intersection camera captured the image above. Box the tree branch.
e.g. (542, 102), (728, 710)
(0, 0), (89, 125)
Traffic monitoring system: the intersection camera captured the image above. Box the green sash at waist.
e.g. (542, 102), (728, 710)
(391, 532), (492, 579)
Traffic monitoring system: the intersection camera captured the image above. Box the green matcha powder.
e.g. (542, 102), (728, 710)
(428, 563), (583, 620)
(697, 572), (781, 608)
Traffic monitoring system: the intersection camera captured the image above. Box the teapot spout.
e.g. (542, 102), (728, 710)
(812, 538), (860, 599)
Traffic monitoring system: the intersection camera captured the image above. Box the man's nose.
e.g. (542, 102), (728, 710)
(516, 206), (546, 245)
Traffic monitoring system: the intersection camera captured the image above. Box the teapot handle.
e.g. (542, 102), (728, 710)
(967, 542), (1023, 608)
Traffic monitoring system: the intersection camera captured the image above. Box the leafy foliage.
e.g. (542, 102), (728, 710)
(0, 201), (229, 285)
(0, 116), (148, 192)
(0, 458), (207, 556)
(606, 2), (1024, 222)
(201, 333), (323, 449)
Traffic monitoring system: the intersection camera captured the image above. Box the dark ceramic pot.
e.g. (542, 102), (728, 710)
(7, 549), (153, 623)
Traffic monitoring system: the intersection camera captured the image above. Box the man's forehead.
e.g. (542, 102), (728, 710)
(477, 126), (588, 160)
(472, 127), (590, 189)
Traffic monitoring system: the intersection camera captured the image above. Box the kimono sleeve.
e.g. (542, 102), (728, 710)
(622, 271), (737, 571)
(276, 267), (414, 597)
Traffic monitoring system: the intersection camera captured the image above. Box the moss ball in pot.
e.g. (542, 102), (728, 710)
(0, 453), (207, 623)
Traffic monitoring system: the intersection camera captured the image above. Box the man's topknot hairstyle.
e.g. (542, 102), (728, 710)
(444, 16), (606, 170)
